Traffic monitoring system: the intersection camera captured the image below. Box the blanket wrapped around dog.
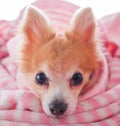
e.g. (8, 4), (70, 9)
(0, 0), (120, 125)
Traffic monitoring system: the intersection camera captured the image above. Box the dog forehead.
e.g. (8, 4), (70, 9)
(40, 61), (77, 80)
(39, 37), (78, 73)
(50, 36), (71, 55)
(46, 38), (77, 71)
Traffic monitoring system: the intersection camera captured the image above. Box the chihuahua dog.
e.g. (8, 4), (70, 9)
(17, 6), (102, 117)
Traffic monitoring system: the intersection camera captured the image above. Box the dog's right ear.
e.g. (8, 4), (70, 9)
(21, 6), (55, 45)
(66, 7), (95, 43)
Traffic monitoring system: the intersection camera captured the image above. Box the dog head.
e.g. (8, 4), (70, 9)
(18, 6), (101, 117)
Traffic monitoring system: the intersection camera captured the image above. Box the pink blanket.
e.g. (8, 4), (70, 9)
(0, 0), (120, 125)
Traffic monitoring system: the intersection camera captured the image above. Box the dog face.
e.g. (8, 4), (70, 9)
(18, 6), (101, 117)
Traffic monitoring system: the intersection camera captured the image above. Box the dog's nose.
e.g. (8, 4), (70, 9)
(49, 100), (67, 116)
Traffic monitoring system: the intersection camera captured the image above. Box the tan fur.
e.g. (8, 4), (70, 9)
(18, 6), (102, 116)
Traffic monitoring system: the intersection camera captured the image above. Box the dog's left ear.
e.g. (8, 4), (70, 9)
(21, 6), (55, 45)
(66, 7), (95, 42)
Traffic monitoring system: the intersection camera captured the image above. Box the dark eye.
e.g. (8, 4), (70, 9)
(35, 72), (48, 85)
(71, 72), (83, 86)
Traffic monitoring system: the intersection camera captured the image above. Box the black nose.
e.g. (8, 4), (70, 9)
(49, 100), (67, 116)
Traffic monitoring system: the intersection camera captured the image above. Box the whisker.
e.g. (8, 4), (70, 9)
(26, 102), (43, 112)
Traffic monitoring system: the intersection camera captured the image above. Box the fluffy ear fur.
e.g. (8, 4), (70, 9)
(18, 6), (55, 72)
(21, 5), (55, 45)
(66, 7), (96, 42)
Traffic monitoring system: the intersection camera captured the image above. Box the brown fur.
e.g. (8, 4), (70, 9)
(17, 6), (102, 116)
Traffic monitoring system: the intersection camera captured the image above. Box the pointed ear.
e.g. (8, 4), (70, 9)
(66, 7), (95, 42)
(21, 6), (55, 44)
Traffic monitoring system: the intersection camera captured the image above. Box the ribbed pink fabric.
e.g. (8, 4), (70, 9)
(0, 0), (120, 125)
